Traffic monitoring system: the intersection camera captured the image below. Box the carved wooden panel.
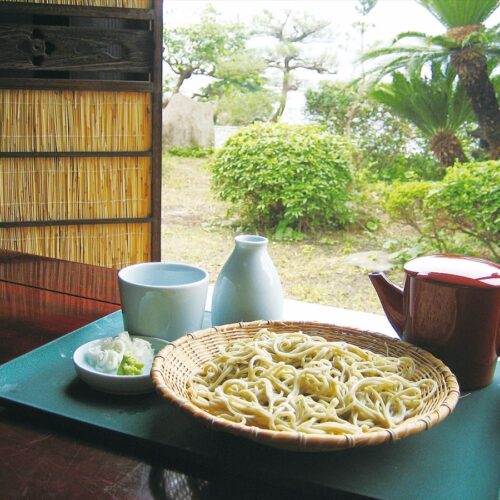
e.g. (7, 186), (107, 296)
(0, 23), (153, 72)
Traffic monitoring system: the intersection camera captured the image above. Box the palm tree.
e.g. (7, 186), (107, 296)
(370, 62), (474, 167)
(363, 0), (500, 159)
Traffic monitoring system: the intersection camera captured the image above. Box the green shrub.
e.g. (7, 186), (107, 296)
(350, 179), (387, 232)
(383, 161), (499, 258)
(373, 153), (445, 182)
(305, 81), (444, 182)
(426, 161), (499, 257)
(167, 146), (214, 158)
(211, 123), (353, 231)
(384, 180), (436, 232)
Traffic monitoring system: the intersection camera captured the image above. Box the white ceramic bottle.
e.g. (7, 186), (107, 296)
(211, 235), (284, 326)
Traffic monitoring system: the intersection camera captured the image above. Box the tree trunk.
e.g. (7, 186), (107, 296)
(271, 66), (290, 123)
(429, 129), (468, 167)
(172, 72), (189, 94)
(450, 48), (500, 159)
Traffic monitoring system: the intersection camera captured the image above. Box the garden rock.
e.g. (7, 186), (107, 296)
(343, 251), (394, 272)
(163, 94), (215, 148)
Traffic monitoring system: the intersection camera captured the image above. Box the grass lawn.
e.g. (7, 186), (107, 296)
(161, 155), (413, 315)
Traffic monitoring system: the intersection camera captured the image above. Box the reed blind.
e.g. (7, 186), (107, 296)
(0, 0), (162, 269)
(7, 0), (151, 6)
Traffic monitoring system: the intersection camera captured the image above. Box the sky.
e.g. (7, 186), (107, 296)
(163, 1), (500, 122)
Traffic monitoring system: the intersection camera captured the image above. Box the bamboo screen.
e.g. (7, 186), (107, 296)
(1, 0), (151, 7)
(0, 157), (151, 222)
(0, 224), (151, 269)
(0, 1), (161, 269)
(0, 90), (152, 152)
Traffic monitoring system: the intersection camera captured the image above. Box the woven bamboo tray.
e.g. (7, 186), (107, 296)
(151, 321), (460, 452)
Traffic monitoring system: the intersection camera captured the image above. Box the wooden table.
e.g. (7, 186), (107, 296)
(1, 250), (498, 500)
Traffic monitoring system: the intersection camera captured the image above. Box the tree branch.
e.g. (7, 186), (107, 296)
(288, 60), (335, 73)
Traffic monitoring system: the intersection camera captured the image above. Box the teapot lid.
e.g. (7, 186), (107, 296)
(404, 254), (500, 288)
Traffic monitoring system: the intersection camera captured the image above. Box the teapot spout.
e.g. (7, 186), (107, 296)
(369, 272), (406, 337)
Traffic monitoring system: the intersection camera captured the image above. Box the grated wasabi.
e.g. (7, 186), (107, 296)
(117, 353), (144, 376)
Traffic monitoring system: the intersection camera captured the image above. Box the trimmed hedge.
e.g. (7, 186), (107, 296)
(384, 161), (499, 258)
(211, 123), (353, 231)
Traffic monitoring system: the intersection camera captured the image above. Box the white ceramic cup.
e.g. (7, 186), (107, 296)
(118, 262), (209, 341)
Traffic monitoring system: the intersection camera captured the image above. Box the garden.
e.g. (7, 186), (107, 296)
(161, 0), (499, 314)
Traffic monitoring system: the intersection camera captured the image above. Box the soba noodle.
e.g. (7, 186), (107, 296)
(187, 329), (437, 434)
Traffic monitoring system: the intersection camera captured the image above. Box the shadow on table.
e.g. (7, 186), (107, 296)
(147, 467), (369, 500)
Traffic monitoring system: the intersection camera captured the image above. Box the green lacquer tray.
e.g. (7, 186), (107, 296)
(0, 311), (499, 500)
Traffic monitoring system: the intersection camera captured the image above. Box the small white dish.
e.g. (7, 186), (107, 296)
(73, 335), (167, 395)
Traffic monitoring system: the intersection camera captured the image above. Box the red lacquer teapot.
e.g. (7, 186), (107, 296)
(369, 254), (500, 390)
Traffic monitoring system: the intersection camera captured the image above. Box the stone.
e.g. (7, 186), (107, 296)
(162, 93), (215, 148)
(214, 125), (240, 147)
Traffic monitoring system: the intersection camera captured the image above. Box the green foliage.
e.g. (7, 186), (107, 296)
(384, 161), (500, 258)
(370, 62), (474, 166)
(362, 23), (500, 81)
(305, 81), (360, 134)
(216, 89), (276, 125)
(164, 7), (245, 72)
(349, 179), (386, 233)
(211, 123), (353, 232)
(370, 62), (474, 138)
(426, 160), (500, 256)
(417, 0), (499, 28)
(167, 147), (214, 158)
(375, 154), (445, 182)
(199, 51), (271, 101)
(163, 9), (274, 124)
(253, 10), (331, 44)
(384, 180), (436, 231)
(274, 221), (307, 242)
(362, 0), (500, 158)
(252, 10), (335, 121)
(356, 0), (378, 16)
(305, 81), (442, 181)
(361, 2), (499, 90)
(163, 7), (250, 94)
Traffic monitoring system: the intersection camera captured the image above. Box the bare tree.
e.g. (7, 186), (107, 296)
(253, 10), (336, 122)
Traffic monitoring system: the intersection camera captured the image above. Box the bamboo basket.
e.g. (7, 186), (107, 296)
(0, 223), (150, 269)
(152, 321), (460, 452)
(0, 157), (151, 222)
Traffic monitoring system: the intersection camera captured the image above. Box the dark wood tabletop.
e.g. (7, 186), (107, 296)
(0, 250), (315, 500)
